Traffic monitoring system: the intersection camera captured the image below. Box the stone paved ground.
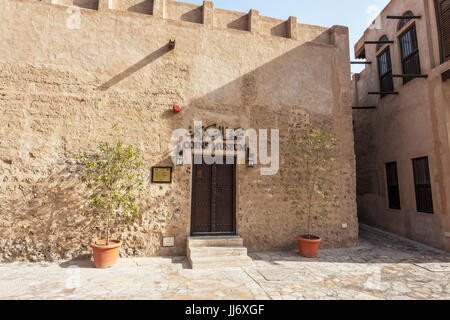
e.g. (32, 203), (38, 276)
(0, 226), (449, 300)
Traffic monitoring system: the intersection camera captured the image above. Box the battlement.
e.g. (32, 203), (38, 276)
(33, 0), (330, 41)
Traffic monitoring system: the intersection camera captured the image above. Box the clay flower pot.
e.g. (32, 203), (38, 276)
(296, 235), (322, 258)
(90, 240), (122, 268)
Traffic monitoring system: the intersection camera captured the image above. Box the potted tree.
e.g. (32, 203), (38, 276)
(281, 122), (338, 258)
(75, 126), (143, 268)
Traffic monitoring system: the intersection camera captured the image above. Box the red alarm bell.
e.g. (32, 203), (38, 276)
(173, 105), (182, 113)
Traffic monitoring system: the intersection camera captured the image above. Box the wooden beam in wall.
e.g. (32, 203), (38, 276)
(392, 74), (428, 78)
(352, 106), (377, 110)
(368, 91), (399, 95)
(386, 15), (422, 19)
(364, 41), (394, 45)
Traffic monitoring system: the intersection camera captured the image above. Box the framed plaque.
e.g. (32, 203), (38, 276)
(151, 166), (173, 184)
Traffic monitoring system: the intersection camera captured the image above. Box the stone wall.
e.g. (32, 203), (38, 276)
(0, 0), (358, 262)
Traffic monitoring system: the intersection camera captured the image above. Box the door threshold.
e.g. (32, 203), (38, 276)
(191, 232), (236, 236)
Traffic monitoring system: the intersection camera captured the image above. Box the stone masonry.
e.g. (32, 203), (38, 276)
(0, 0), (358, 262)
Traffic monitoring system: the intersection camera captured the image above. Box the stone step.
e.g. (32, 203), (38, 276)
(188, 255), (253, 270)
(188, 246), (248, 259)
(187, 236), (251, 269)
(187, 236), (243, 248)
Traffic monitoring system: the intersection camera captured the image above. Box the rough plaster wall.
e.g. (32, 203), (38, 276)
(352, 0), (450, 251)
(0, 0), (357, 261)
(236, 110), (358, 251)
(0, 61), (192, 261)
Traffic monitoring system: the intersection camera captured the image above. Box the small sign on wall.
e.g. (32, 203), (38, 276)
(151, 166), (173, 184)
(163, 237), (175, 247)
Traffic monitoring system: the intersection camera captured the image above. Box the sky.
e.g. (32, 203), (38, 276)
(187, 0), (391, 74)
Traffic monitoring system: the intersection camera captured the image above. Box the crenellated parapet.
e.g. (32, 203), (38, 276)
(40, 0), (330, 41)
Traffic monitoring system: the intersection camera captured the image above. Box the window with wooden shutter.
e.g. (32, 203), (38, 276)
(386, 162), (401, 210)
(435, 0), (450, 62)
(412, 157), (434, 214)
(399, 23), (421, 84)
(377, 45), (394, 96)
(398, 11), (414, 30)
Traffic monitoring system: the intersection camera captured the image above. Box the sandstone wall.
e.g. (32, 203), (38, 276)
(0, 0), (357, 262)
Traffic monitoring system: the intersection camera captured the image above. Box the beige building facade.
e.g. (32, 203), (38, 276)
(0, 0), (358, 262)
(353, 0), (450, 251)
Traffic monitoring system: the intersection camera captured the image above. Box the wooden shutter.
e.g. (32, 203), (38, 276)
(412, 157), (434, 213)
(386, 162), (401, 210)
(399, 24), (421, 83)
(436, 0), (450, 62)
(377, 48), (394, 94)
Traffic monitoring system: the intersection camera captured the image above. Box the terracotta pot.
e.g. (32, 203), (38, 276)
(296, 235), (321, 258)
(90, 240), (122, 268)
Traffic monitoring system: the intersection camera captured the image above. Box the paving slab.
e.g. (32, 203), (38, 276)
(0, 227), (449, 300)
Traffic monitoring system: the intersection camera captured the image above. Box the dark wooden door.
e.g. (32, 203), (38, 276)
(191, 158), (235, 235)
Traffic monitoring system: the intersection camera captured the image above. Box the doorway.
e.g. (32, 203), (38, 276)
(190, 157), (236, 235)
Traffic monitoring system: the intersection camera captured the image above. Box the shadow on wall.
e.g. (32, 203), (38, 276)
(0, 29), (353, 262)
(227, 15), (249, 31)
(0, 162), (156, 262)
(0, 167), (101, 262)
(180, 8), (203, 24)
(180, 29), (352, 252)
(92, 29), (345, 253)
(186, 29), (339, 116)
(128, 0), (154, 15)
(271, 22), (288, 38)
(98, 30), (335, 111)
(73, 0), (99, 10)
(98, 43), (174, 90)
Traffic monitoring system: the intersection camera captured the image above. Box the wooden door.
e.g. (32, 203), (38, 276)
(191, 157), (235, 235)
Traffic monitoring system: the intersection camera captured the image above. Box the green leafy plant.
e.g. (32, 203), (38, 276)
(281, 122), (338, 238)
(75, 125), (143, 245)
